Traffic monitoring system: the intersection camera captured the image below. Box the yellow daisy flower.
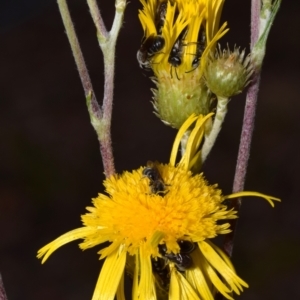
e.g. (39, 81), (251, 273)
(37, 114), (280, 300)
(138, 0), (228, 128)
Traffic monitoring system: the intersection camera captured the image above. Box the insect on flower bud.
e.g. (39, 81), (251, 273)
(204, 45), (254, 98)
(138, 0), (229, 129)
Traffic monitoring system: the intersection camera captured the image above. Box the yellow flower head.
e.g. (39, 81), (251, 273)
(37, 114), (280, 300)
(138, 0), (228, 128)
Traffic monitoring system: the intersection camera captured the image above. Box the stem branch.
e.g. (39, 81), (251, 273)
(87, 0), (108, 41)
(57, 0), (126, 177)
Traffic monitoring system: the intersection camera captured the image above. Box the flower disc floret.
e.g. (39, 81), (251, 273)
(81, 163), (236, 257)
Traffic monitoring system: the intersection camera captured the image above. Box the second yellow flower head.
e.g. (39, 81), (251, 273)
(138, 0), (228, 128)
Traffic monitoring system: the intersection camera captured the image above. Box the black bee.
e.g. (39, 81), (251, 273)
(151, 257), (170, 288)
(137, 35), (165, 70)
(142, 161), (166, 195)
(186, 27), (206, 72)
(151, 240), (195, 291)
(158, 240), (195, 272)
(155, 1), (168, 34)
(137, 1), (168, 70)
(168, 28), (188, 79)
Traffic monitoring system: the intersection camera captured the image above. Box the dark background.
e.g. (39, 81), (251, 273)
(0, 0), (299, 299)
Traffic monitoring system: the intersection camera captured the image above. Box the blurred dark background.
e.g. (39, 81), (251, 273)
(0, 0), (299, 299)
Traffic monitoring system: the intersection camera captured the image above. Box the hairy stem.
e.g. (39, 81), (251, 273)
(201, 96), (229, 163)
(0, 274), (8, 300)
(57, 0), (101, 118)
(87, 0), (126, 177)
(224, 0), (281, 257)
(57, 0), (126, 177)
(223, 0), (262, 258)
(87, 0), (108, 41)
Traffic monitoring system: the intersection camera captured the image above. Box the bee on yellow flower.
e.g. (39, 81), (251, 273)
(37, 114), (280, 300)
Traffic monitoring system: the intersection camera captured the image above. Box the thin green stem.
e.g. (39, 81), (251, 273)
(201, 96), (229, 163)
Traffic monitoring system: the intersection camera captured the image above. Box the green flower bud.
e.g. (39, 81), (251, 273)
(204, 46), (253, 98)
(151, 71), (212, 129)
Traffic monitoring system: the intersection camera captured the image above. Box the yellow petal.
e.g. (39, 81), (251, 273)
(224, 191), (281, 207)
(170, 114), (198, 167)
(196, 246), (234, 299)
(186, 249), (215, 300)
(198, 241), (248, 294)
(116, 271), (125, 300)
(37, 227), (91, 263)
(92, 245), (126, 300)
(205, 240), (235, 271)
(132, 254), (139, 300)
(169, 266), (200, 300)
(79, 230), (111, 250)
(138, 0), (157, 36)
(138, 243), (157, 300)
(98, 240), (122, 259)
(206, 0), (226, 43)
(204, 262), (234, 300)
(182, 113), (214, 170)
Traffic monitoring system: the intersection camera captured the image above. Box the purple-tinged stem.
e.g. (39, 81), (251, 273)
(250, 0), (261, 48)
(57, 0), (116, 177)
(87, 0), (108, 40)
(223, 0), (262, 257)
(86, 0), (126, 178)
(99, 56), (115, 178)
(0, 274), (8, 300)
(57, 0), (101, 119)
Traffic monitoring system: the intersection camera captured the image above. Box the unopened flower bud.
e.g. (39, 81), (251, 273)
(204, 45), (253, 98)
(152, 74), (212, 129)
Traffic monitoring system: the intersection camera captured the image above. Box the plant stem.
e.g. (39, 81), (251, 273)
(0, 274), (8, 300)
(57, 0), (126, 177)
(223, 0), (281, 258)
(57, 0), (101, 118)
(223, 0), (262, 258)
(201, 96), (229, 163)
(87, 0), (126, 177)
(87, 0), (108, 41)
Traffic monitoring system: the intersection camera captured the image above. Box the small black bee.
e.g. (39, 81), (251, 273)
(187, 27), (206, 72)
(151, 240), (195, 291)
(151, 257), (170, 288)
(168, 28), (188, 79)
(155, 1), (168, 34)
(158, 240), (195, 272)
(137, 35), (165, 70)
(142, 161), (166, 194)
(177, 239), (196, 254)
